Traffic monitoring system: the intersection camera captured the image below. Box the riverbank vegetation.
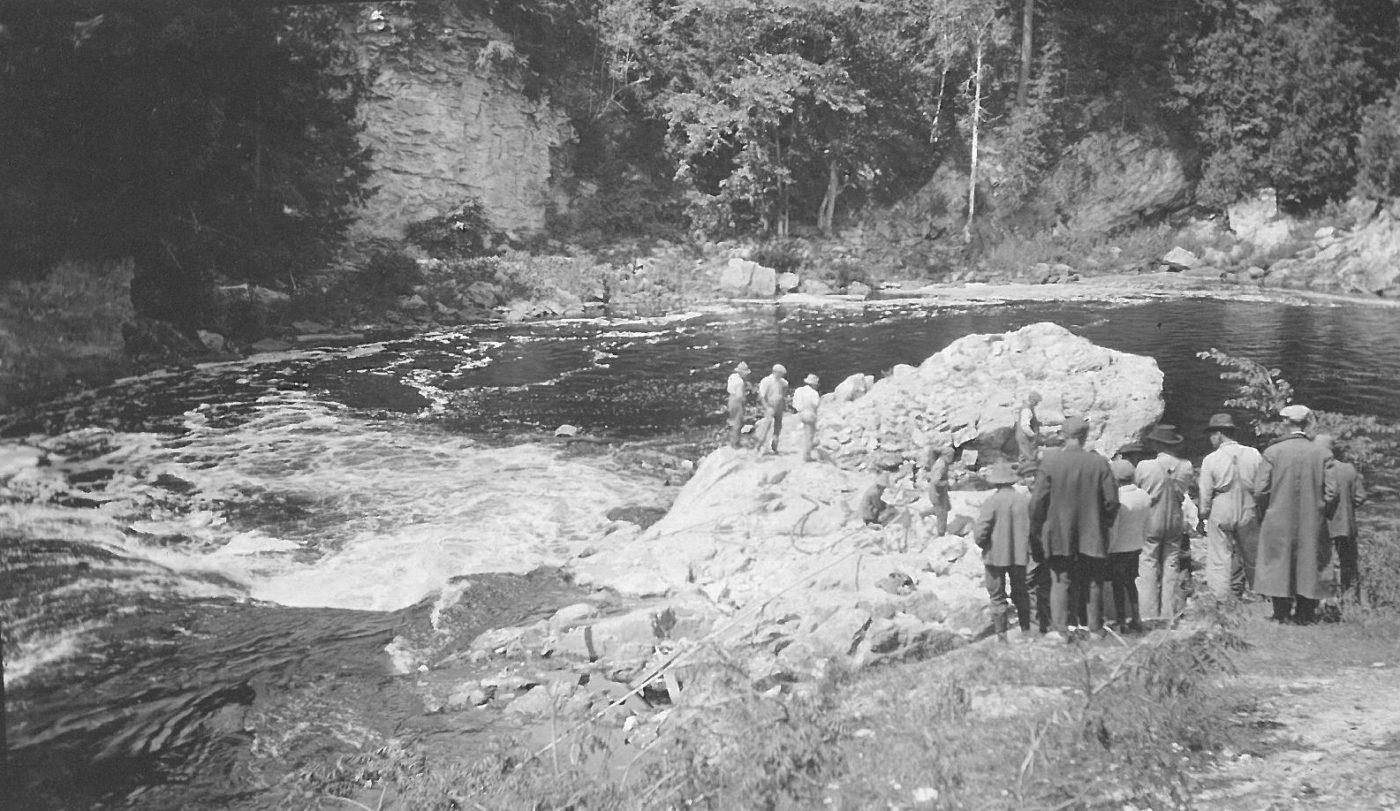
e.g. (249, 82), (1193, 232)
(5, 0), (1400, 406)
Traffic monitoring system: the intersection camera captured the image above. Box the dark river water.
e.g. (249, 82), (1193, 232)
(4, 294), (1399, 809)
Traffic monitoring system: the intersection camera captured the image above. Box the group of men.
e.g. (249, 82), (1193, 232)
(977, 402), (1367, 642)
(720, 363), (1368, 639)
(726, 361), (823, 462)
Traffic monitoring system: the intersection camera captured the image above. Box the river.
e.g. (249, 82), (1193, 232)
(4, 293), (1398, 809)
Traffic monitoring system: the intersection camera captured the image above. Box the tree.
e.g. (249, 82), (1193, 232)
(1172, 0), (1375, 209)
(601, 0), (951, 237)
(0, 2), (371, 325)
(1355, 85), (1400, 204)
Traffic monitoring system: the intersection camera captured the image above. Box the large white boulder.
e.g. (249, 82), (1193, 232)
(557, 324), (1165, 683)
(810, 322), (1162, 465)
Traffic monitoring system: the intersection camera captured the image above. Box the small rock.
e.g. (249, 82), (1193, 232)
(196, 330), (227, 352)
(847, 281), (872, 299)
(1160, 246), (1199, 270)
(555, 424), (581, 438)
(249, 338), (292, 353)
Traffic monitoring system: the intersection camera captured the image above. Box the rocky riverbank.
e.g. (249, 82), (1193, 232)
(377, 323), (1163, 733)
(6, 193), (1400, 416)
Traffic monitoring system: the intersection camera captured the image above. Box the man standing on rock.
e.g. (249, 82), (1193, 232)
(1199, 414), (1262, 601)
(1135, 424), (1194, 622)
(1255, 405), (1337, 624)
(792, 373), (821, 462)
(726, 361), (751, 449)
(1029, 416), (1119, 642)
(924, 443), (954, 536)
(1316, 433), (1366, 607)
(755, 363), (789, 454)
(1017, 391), (1043, 464)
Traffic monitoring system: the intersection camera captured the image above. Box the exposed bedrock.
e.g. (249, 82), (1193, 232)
(463, 323), (1165, 704)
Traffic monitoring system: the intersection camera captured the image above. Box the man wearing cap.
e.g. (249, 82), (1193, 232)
(755, 364), (789, 454)
(726, 362), (751, 448)
(1029, 415), (1119, 641)
(1134, 423), (1195, 621)
(1316, 433), (1367, 606)
(793, 373), (822, 462)
(1254, 404), (1338, 624)
(1198, 413), (1262, 600)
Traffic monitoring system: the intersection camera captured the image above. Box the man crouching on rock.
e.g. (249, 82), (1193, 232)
(1029, 416), (1120, 642)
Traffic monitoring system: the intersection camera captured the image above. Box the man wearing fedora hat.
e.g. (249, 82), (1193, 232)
(1199, 413), (1263, 601)
(974, 461), (1033, 640)
(1134, 423), (1195, 621)
(1255, 404), (1338, 624)
(1029, 415), (1119, 641)
(726, 361), (752, 448)
(793, 373), (822, 462)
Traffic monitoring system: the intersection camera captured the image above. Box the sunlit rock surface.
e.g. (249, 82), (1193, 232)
(540, 323), (1165, 683)
(813, 321), (1163, 462)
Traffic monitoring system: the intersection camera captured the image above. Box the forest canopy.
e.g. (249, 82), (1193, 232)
(2, 0), (1399, 304)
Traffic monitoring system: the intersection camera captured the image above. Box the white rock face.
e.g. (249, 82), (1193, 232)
(718, 258), (779, 297)
(1228, 190), (1293, 253)
(810, 322), (1163, 465)
(556, 324), (1165, 683)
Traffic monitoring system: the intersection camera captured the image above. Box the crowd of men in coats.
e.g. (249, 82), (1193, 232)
(723, 362), (1366, 642)
(974, 403), (1367, 642)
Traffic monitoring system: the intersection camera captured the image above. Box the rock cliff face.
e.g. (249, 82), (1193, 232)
(349, 8), (573, 239)
(1053, 133), (1192, 236)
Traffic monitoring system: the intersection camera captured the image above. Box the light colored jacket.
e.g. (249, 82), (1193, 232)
(1254, 433), (1339, 599)
(1199, 440), (1261, 529)
(1110, 484), (1151, 554)
(1135, 453), (1194, 539)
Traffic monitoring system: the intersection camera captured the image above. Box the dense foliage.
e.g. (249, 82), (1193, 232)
(599, 0), (1005, 237)
(0, 2), (370, 323)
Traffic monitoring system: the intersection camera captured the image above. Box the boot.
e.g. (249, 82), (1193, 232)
(994, 612), (1009, 642)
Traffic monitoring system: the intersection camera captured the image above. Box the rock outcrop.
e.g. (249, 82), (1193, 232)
(1053, 133), (1193, 236)
(478, 324), (1165, 690)
(349, 6), (574, 238)
(811, 322), (1163, 466)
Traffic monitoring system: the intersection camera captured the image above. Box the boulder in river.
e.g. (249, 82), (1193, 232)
(549, 324), (1163, 683)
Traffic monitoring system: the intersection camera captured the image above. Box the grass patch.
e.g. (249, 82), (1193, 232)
(286, 614), (1248, 811)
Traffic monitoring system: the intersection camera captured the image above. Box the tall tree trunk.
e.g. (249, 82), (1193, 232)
(1018, 0), (1034, 107)
(818, 162), (843, 233)
(965, 31), (984, 244)
(930, 66), (949, 144)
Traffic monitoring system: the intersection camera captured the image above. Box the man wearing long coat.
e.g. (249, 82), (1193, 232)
(1030, 416), (1120, 640)
(1254, 404), (1338, 624)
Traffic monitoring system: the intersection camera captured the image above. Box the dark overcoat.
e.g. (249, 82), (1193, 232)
(1254, 433), (1338, 599)
(1029, 446), (1119, 559)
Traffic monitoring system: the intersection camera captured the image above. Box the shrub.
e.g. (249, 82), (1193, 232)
(1355, 86), (1400, 205)
(748, 240), (805, 274)
(404, 199), (501, 259)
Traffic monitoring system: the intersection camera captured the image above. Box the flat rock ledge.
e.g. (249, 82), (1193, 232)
(447, 323), (1165, 716)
